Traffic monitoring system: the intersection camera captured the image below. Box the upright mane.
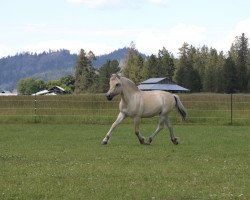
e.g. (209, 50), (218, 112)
(121, 77), (140, 92)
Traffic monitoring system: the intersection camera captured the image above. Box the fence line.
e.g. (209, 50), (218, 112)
(0, 94), (249, 125)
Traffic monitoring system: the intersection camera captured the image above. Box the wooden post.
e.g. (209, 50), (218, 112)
(231, 93), (233, 125)
(35, 94), (37, 123)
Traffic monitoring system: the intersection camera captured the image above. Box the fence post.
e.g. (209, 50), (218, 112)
(34, 94), (37, 123)
(230, 93), (233, 125)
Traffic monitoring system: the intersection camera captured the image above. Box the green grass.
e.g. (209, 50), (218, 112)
(0, 124), (249, 199)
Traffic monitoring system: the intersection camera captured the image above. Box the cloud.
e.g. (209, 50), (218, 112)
(135, 23), (206, 55)
(0, 44), (13, 58)
(5, 19), (250, 58)
(148, 0), (170, 5)
(0, 23), (207, 57)
(66, 0), (169, 9)
(213, 17), (250, 52)
(66, 0), (137, 9)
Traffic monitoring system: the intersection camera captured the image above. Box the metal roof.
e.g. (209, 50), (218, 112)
(138, 84), (189, 91)
(141, 78), (166, 84)
(32, 90), (49, 96)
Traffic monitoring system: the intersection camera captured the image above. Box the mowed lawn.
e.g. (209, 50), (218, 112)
(0, 123), (249, 200)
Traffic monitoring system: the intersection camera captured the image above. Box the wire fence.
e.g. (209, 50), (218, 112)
(0, 93), (250, 125)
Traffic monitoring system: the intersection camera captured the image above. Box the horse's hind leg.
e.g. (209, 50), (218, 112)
(134, 117), (146, 144)
(165, 116), (178, 145)
(147, 115), (165, 144)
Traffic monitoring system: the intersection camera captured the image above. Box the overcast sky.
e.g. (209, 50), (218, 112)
(1, 0), (250, 57)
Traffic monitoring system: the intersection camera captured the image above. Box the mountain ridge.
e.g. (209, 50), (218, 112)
(0, 47), (145, 90)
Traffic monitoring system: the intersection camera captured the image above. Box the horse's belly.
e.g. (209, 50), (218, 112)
(141, 105), (162, 118)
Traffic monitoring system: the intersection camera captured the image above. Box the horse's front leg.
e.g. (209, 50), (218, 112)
(102, 112), (126, 145)
(134, 117), (147, 145)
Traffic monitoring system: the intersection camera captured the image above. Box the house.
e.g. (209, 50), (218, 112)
(48, 86), (66, 95)
(138, 77), (189, 93)
(0, 90), (17, 96)
(32, 86), (66, 96)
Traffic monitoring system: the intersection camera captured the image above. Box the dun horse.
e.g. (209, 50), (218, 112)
(102, 74), (187, 145)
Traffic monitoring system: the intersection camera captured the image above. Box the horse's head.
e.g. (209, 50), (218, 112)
(105, 74), (122, 101)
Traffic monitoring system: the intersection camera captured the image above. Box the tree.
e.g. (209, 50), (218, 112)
(234, 33), (249, 92)
(17, 78), (46, 95)
(123, 43), (144, 84)
(247, 51), (250, 92)
(157, 47), (175, 80)
(175, 43), (201, 92)
(192, 45), (209, 91)
(59, 75), (75, 93)
(222, 54), (237, 93)
(45, 75), (75, 93)
(74, 49), (96, 93)
(144, 54), (158, 77)
(203, 48), (219, 92)
(98, 60), (120, 92)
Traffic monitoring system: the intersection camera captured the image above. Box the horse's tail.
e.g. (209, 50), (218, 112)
(173, 94), (187, 121)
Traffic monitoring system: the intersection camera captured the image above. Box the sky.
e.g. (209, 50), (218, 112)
(1, 0), (250, 58)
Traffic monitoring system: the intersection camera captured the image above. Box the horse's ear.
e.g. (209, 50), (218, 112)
(111, 73), (121, 80)
(116, 73), (121, 79)
(110, 74), (118, 80)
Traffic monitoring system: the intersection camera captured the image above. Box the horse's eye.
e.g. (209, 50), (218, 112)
(116, 83), (121, 87)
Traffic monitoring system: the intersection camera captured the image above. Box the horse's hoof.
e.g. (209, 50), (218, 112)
(147, 137), (153, 144)
(101, 140), (108, 145)
(171, 138), (178, 145)
(139, 138), (149, 145)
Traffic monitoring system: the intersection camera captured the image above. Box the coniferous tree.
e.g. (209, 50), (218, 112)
(145, 54), (158, 77)
(157, 47), (175, 80)
(175, 43), (189, 87)
(123, 43), (144, 84)
(247, 51), (250, 92)
(235, 33), (249, 92)
(122, 43), (137, 79)
(74, 49), (96, 93)
(98, 60), (119, 92)
(175, 43), (201, 92)
(203, 48), (219, 92)
(222, 53), (237, 93)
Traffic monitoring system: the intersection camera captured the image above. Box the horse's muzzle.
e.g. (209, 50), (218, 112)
(105, 93), (114, 101)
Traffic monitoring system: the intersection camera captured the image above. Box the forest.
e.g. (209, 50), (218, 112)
(17, 33), (250, 94)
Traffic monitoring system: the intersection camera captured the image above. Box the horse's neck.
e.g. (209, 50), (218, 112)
(120, 77), (139, 104)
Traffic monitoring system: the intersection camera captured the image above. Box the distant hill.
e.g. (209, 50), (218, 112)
(0, 47), (145, 90)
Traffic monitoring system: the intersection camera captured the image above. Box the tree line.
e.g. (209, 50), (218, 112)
(17, 33), (250, 94)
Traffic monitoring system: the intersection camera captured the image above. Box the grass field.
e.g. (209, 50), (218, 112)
(0, 123), (249, 199)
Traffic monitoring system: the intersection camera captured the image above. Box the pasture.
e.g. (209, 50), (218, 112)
(0, 123), (249, 199)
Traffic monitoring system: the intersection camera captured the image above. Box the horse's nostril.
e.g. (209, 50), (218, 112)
(105, 93), (113, 101)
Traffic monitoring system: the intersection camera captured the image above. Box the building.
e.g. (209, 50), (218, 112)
(138, 77), (189, 93)
(0, 90), (17, 96)
(32, 86), (66, 96)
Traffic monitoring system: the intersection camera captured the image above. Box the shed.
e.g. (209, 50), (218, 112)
(138, 78), (189, 93)
(32, 86), (66, 96)
(48, 86), (66, 94)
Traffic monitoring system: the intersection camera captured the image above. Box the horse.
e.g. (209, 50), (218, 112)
(101, 74), (187, 145)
